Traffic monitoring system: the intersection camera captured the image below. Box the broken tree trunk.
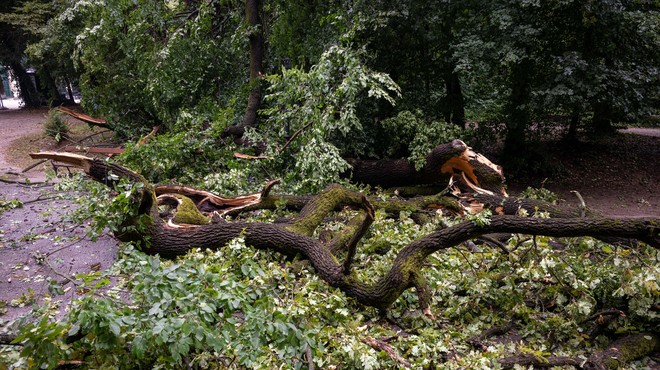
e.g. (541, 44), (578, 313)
(29, 151), (660, 313)
(346, 139), (507, 195)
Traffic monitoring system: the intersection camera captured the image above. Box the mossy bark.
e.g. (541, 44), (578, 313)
(585, 333), (660, 370)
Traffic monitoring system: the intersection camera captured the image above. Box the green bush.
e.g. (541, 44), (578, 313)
(42, 109), (69, 143)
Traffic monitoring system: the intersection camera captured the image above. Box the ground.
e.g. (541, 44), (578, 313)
(0, 108), (119, 324)
(506, 129), (660, 217)
(0, 107), (658, 326)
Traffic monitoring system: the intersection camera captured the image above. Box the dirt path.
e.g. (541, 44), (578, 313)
(507, 130), (660, 217)
(1, 108), (120, 324)
(0, 108), (49, 181)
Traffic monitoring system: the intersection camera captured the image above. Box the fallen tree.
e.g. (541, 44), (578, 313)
(30, 148), (659, 310)
(28, 144), (660, 367)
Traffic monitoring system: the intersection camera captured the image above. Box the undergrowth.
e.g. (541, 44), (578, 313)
(1, 178), (658, 369)
(42, 109), (70, 143)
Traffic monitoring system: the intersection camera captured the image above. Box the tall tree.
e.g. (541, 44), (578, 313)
(241, 0), (264, 130)
(0, 0), (48, 107)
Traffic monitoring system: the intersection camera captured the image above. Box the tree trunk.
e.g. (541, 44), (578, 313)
(222, 0), (264, 144)
(585, 333), (660, 370)
(243, 0), (263, 128)
(504, 58), (531, 159)
(592, 102), (615, 134)
(346, 139), (506, 195)
(444, 70), (466, 128)
(565, 108), (580, 141)
(64, 76), (75, 103)
(29, 150), (660, 313)
(9, 62), (40, 108)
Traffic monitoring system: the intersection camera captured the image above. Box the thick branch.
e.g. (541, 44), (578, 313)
(584, 333), (660, 370)
(31, 152), (660, 312)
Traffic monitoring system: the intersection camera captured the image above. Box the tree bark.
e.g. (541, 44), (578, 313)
(30, 151), (660, 313)
(223, 0), (264, 144)
(444, 70), (466, 128)
(9, 62), (40, 108)
(346, 139), (506, 195)
(504, 57), (531, 159)
(584, 333), (660, 370)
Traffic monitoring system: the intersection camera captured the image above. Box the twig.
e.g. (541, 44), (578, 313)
(478, 235), (511, 255)
(33, 251), (80, 286)
(570, 190), (586, 218)
(305, 344), (315, 370)
(22, 195), (58, 205)
(278, 121), (314, 154)
(467, 321), (516, 350)
(0, 177), (45, 185)
(46, 236), (86, 257)
(363, 336), (411, 368)
(21, 159), (48, 173)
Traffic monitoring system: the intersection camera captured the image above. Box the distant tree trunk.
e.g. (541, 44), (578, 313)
(64, 77), (75, 103)
(591, 102), (614, 134)
(9, 62), (40, 108)
(581, 15), (615, 135)
(504, 59), (531, 157)
(565, 108), (580, 141)
(242, 0), (264, 130)
(444, 70), (466, 128)
(222, 0), (264, 143)
(40, 71), (61, 104)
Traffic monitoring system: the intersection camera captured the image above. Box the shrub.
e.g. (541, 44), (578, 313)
(42, 109), (69, 143)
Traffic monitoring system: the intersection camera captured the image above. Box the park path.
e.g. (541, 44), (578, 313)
(0, 107), (48, 180)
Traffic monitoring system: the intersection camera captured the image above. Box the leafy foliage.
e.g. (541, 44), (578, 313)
(7, 181), (659, 369)
(380, 110), (468, 170)
(42, 109), (69, 143)
(0, 197), (23, 214)
(251, 45), (401, 193)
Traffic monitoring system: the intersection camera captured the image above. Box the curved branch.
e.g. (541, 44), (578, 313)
(30, 152), (660, 311)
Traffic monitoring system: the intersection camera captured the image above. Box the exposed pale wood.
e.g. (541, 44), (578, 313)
(62, 146), (125, 155)
(57, 106), (107, 126)
(138, 125), (161, 146)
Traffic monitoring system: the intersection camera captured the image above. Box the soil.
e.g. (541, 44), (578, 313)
(506, 131), (660, 217)
(0, 108), (658, 329)
(0, 108), (119, 326)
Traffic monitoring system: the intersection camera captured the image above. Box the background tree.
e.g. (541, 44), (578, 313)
(18, 0), (660, 178)
(0, 0), (49, 107)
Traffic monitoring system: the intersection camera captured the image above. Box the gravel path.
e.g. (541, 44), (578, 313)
(619, 127), (660, 137)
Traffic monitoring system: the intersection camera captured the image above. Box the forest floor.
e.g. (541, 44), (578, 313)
(0, 107), (658, 326)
